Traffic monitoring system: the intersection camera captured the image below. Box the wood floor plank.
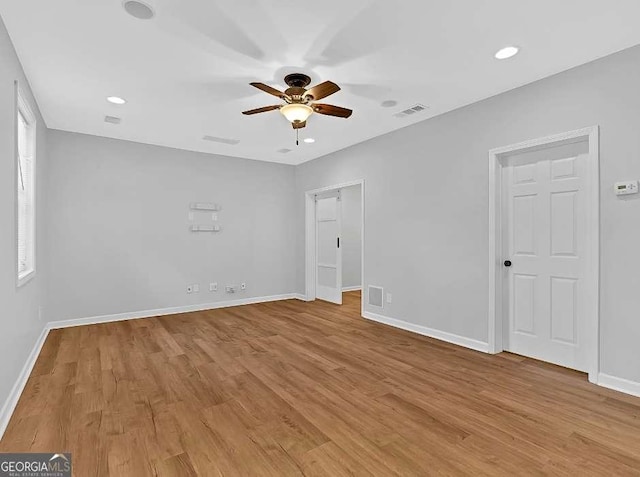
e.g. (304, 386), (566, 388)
(2, 291), (640, 476)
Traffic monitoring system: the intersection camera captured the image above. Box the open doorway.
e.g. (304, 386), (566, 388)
(304, 180), (364, 315)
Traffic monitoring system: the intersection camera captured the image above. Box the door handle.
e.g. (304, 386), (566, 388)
(337, 237), (340, 248)
(504, 260), (512, 267)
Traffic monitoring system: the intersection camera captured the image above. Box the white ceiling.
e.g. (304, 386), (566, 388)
(2, 0), (640, 165)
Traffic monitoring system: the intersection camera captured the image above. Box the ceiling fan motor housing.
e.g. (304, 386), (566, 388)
(284, 73), (312, 88)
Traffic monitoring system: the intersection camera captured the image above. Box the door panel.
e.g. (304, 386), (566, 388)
(316, 194), (342, 304)
(503, 141), (589, 372)
(513, 274), (536, 335)
(551, 156), (577, 180)
(318, 220), (338, 264)
(512, 195), (536, 255)
(550, 191), (578, 256)
(514, 162), (537, 184)
(550, 277), (578, 344)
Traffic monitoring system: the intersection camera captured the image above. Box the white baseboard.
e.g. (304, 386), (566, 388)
(342, 286), (362, 292)
(596, 373), (640, 398)
(2, 293), (304, 440)
(362, 311), (490, 353)
(5, 298), (639, 444)
(0, 326), (50, 440)
(47, 293), (299, 330)
(292, 293), (312, 301)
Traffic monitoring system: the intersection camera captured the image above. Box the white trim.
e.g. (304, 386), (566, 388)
(0, 326), (49, 440)
(1, 293), (309, 438)
(342, 286), (362, 292)
(363, 311), (490, 353)
(47, 294), (299, 329)
(292, 293), (312, 301)
(3, 295), (639, 443)
(596, 373), (640, 398)
(488, 126), (600, 381)
(16, 270), (36, 288)
(304, 180), (365, 317)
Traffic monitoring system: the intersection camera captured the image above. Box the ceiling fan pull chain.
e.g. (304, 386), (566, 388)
(296, 128), (299, 146)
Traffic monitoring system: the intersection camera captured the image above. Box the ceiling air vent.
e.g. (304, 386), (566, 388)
(368, 286), (384, 308)
(104, 116), (121, 124)
(202, 135), (240, 145)
(393, 104), (429, 119)
(277, 148), (292, 154)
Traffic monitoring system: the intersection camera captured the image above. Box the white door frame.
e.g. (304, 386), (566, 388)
(488, 126), (600, 382)
(305, 179), (365, 316)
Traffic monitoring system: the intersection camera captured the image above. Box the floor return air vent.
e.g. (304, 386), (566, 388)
(368, 286), (384, 307)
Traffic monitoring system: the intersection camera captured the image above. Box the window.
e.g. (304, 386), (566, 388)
(16, 88), (36, 286)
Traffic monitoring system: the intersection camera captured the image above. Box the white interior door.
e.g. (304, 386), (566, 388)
(316, 192), (342, 304)
(502, 141), (590, 372)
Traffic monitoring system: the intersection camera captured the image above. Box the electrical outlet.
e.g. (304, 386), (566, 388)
(226, 286), (236, 294)
(193, 284), (200, 293)
(186, 285), (193, 294)
(386, 293), (393, 304)
(210, 282), (218, 292)
(241, 282), (246, 290)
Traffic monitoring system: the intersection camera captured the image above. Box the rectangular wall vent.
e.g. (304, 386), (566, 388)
(104, 116), (122, 124)
(393, 104), (429, 119)
(277, 148), (292, 154)
(203, 135), (240, 145)
(368, 285), (384, 308)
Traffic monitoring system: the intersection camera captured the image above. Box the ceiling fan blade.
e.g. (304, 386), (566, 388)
(242, 105), (281, 115)
(250, 82), (287, 99)
(313, 104), (353, 118)
(304, 81), (340, 101)
(292, 121), (306, 129)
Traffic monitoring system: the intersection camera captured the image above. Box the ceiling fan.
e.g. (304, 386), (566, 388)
(242, 73), (352, 142)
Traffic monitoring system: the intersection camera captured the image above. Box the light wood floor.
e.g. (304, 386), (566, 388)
(2, 292), (640, 476)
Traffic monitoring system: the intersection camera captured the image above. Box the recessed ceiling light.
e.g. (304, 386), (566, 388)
(107, 96), (127, 105)
(304, 138), (315, 144)
(123, 0), (155, 20)
(494, 46), (520, 60)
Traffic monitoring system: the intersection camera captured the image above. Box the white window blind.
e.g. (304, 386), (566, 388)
(16, 88), (36, 286)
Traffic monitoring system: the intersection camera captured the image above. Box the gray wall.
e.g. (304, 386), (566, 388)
(3, 10), (640, 420)
(45, 131), (296, 322)
(295, 45), (640, 384)
(341, 185), (362, 289)
(0, 17), (47, 414)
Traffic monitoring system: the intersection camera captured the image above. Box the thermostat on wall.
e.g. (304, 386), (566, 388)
(614, 180), (639, 196)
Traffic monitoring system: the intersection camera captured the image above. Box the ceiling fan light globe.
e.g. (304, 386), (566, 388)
(280, 103), (313, 123)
